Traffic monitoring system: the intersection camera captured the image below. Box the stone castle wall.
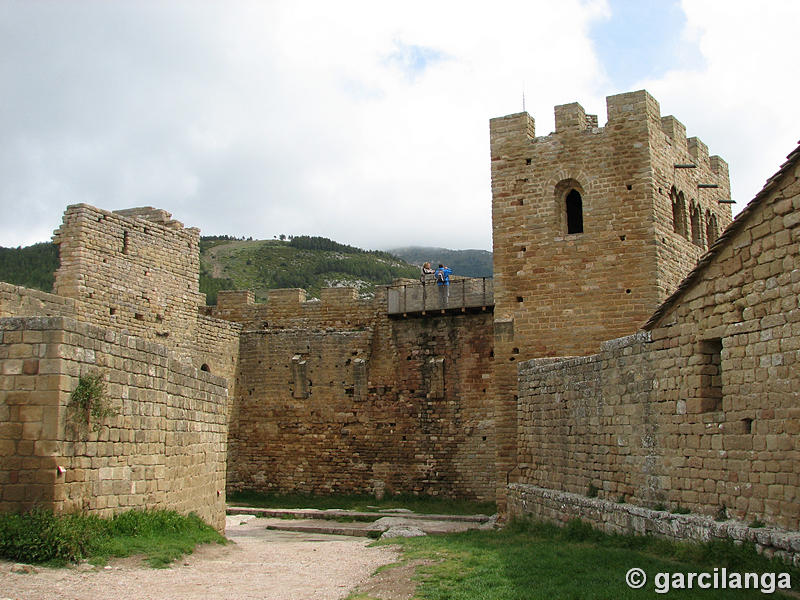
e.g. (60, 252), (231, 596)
(0, 282), (77, 320)
(51, 204), (240, 380)
(214, 287), (496, 501)
(512, 150), (800, 533)
(489, 90), (733, 510)
(1, 205), (239, 529)
(0, 316), (229, 530)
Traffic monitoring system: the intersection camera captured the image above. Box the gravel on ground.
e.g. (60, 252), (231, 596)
(0, 515), (400, 600)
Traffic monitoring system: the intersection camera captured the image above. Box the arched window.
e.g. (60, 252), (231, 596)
(705, 211), (719, 245)
(690, 202), (703, 247)
(671, 188), (687, 238)
(566, 189), (583, 234)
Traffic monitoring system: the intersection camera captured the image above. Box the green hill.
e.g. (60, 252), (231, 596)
(389, 246), (493, 278)
(0, 242), (59, 292)
(0, 237), (441, 305)
(200, 235), (419, 303)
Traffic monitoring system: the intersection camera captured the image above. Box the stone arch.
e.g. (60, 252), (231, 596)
(671, 187), (687, 238)
(554, 178), (586, 235)
(690, 201), (703, 247)
(705, 210), (719, 245)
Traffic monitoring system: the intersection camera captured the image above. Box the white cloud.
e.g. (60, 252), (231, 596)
(635, 0), (800, 211)
(0, 0), (611, 250)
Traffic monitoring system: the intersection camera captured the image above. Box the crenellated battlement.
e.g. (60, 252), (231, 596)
(489, 89), (735, 512)
(212, 286), (377, 330)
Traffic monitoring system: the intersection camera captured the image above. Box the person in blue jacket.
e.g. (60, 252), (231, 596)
(435, 263), (453, 307)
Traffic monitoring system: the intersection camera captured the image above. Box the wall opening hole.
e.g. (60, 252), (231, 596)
(200, 364), (210, 373)
(134, 313), (144, 321)
(517, 296), (524, 303)
(625, 289), (631, 294)
(742, 418), (753, 434)
(626, 184), (632, 191)
(122, 230), (129, 254)
(525, 158), (532, 165)
(566, 189), (583, 234)
(512, 347), (520, 354)
(698, 338), (723, 411)
(109, 307), (116, 315)
(619, 235), (626, 241)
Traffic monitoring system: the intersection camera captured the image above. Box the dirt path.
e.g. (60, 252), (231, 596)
(0, 515), (400, 600)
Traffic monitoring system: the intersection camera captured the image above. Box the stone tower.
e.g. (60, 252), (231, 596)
(489, 90), (733, 509)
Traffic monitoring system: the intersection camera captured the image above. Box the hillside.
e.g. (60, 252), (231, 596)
(389, 246), (493, 278)
(0, 242), (59, 292)
(200, 235), (419, 303)
(0, 238), (462, 305)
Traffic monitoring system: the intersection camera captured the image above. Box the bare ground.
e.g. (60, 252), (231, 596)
(0, 515), (401, 600)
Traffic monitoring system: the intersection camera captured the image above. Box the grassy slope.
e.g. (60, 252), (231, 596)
(200, 238), (419, 302)
(0, 239), (482, 304)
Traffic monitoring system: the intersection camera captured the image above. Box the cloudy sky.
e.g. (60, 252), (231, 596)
(1, 1), (798, 251)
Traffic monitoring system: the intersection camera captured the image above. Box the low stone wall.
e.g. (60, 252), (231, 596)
(0, 281), (76, 319)
(508, 483), (800, 566)
(0, 316), (230, 530)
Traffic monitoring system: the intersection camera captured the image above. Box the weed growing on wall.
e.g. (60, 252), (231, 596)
(68, 373), (116, 433)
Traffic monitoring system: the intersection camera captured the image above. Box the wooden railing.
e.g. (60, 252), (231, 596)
(387, 277), (493, 315)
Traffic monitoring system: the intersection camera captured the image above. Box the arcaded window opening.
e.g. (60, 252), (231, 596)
(566, 189), (583, 234)
(706, 211), (719, 245)
(690, 202), (703, 247)
(671, 188), (687, 238)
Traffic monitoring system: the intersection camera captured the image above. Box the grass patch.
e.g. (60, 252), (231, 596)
(228, 490), (496, 516)
(0, 508), (226, 568)
(373, 518), (797, 599)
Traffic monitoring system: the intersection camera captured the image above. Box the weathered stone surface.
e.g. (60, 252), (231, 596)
(512, 141), (800, 539)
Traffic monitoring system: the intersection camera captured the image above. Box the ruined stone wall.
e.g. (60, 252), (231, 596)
(1, 204), (240, 529)
(513, 152), (800, 530)
(0, 282), (76, 319)
(218, 287), (495, 501)
(489, 90), (732, 510)
(51, 204), (240, 379)
(0, 316), (229, 530)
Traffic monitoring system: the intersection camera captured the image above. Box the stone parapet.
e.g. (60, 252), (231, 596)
(508, 484), (800, 566)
